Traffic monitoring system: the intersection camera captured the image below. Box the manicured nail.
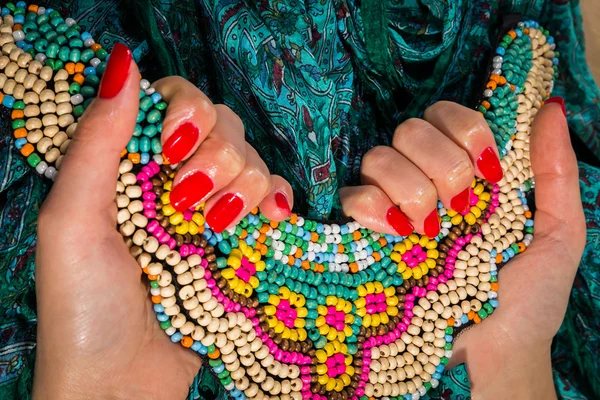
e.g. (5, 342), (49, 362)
(450, 187), (470, 213)
(98, 43), (132, 99)
(163, 122), (200, 164)
(386, 206), (414, 236)
(206, 193), (244, 233)
(424, 209), (440, 238)
(275, 192), (291, 217)
(545, 96), (566, 117)
(170, 171), (214, 212)
(477, 147), (503, 183)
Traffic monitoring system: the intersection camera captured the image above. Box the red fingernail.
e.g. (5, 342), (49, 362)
(424, 209), (440, 238)
(450, 187), (470, 213)
(386, 206), (414, 236)
(98, 43), (132, 99)
(477, 147), (503, 183)
(206, 193), (244, 233)
(545, 96), (566, 117)
(275, 192), (291, 217)
(163, 122), (200, 164)
(170, 171), (214, 212)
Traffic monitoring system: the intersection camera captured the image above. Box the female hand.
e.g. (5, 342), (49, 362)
(342, 100), (585, 398)
(33, 44), (291, 399)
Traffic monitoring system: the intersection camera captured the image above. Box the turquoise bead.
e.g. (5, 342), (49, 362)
(69, 49), (81, 62)
(58, 46), (70, 61)
(146, 109), (162, 124)
(46, 43), (59, 58)
(151, 138), (162, 154)
(80, 48), (95, 63)
(126, 138), (139, 153)
(139, 136), (151, 153)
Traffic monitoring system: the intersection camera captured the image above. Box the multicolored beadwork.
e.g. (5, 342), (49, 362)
(0, 3), (557, 399)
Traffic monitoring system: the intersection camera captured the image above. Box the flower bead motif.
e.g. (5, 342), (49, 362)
(1, 5), (553, 398)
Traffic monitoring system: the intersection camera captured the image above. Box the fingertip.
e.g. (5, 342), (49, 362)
(259, 176), (294, 221)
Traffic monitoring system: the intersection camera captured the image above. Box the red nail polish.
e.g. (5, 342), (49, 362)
(163, 122), (200, 164)
(275, 192), (291, 217)
(424, 209), (440, 238)
(450, 187), (470, 213)
(477, 147), (503, 184)
(386, 206), (414, 236)
(170, 171), (214, 212)
(206, 193), (244, 233)
(98, 43), (132, 99)
(545, 96), (566, 117)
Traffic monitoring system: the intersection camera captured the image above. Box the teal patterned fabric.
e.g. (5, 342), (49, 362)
(1, 0), (599, 399)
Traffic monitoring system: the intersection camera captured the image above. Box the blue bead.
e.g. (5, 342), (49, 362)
(81, 32), (92, 40)
(230, 389), (242, 399)
(525, 220), (534, 227)
(46, 8), (54, 15)
(490, 299), (499, 308)
(547, 36), (554, 44)
(23, 44), (33, 51)
(516, 29), (523, 37)
(215, 232), (223, 241)
(490, 249), (497, 257)
(246, 236), (255, 246)
(213, 364), (225, 374)
(285, 223), (292, 233)
(191, 341), (202, 351)
(460, 314), (468, 324)
(433, 372), (442, 380)
(16, 40), (26, 49)
(153, 304), (165, 313)
(1, 8), (10, 17)
(198, 345), (208, 355)
(140, 152), (150, 164)
(444, 334), (453, 342)
(170, 332), (183, 343)
(14, 15), (25, 24)
(157, 313), (169, 322)
(317, 223), (323, 234)
(507, 248), (515, 257)
(553, 58), (559, 65)
(496, 47), (506, 56)
(203, 228), (212, 240)
(208, 235), (217, 246)
(297, 227), (304, 236)
(404, 395), (412, 400)
(490, 270), (498, 276)
(151, 92), (162, 104)
(16, 1), (27, 8)
(84, 66), (96, 76)
(366, 246), (373, 255)
(3, 95), (15, 108)
(341, 225), (348, 235)
(436, 364), (445, 373)
(14, 138), (27, 149)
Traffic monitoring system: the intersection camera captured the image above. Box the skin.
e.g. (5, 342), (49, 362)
(34, 59), (585, 399)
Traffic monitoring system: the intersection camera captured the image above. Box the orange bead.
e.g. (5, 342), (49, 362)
(13, 24), (22, 31)
(20, 143), (34, 157)
(301, 260), (310, 270)
(73, 73), (85, 85)
(143, 266), (150, 274)
(65, 62), (76, 75)
(349, 263), (358, 273)
(91, 43), (103, 52)
(259, 244), (268, 256)
(337, 244), (344, 253)
(353, 231), (361, 241)
(258, 233), (266, 243)
(524, 211), (532, 219)
(151, 295), (162, 304)
(289, 214), (298, 224)
(467, 311), (475, 320)
(207, 348), (221, 359)
(473, 315), (482, 324)
(524, 28), (530, 35)
(379, 238), (387, 246)
(495, 254), (504, 263)
(11, 110), (24, 119)
(372, 252), (381, 262)
(508, 30), (517, 39)
(181, 336), (194, 348)
(311, 232), (319, 242)
(250, 206), (259, 214)
(490, 282), (499, 291)
(481, 101), (490, 110)
(75, 63), (85, 73)
(0, 93), (4, 104)
(240, 229), (248, 239)
(147, 274), (158, 281)
(259, 224), (270, 233)
(295, 248), (303, 258)
(14, 128), (27, 138)
(486, 80), (497, 90)
(447, 318), (455, 326)
(287, 257), (295, 266)
(518, 242), (527, 252)
(498, 76), (507, 85)
(270, 220), (279, 229)
(120, 148), (128, 157)
(490, 74), (501, 84)
(128, 152), (141, 164)
(28, 4), (39, 13)
(510, 84), (516, 92)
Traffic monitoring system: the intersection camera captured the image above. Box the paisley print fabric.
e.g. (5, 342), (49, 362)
(0, 0), (599, 399)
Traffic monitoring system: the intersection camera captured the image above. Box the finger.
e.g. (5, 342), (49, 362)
(203, 145), (271, 233)
(50, 43), (138, 212)
(392, 118), (475, 213)
(169, 105), (246, 212)
(339, 185), (413, 236)
(258, 175), (294, 221)
(154, 77), (218, 164)
(530, 97), (585, 257)
(423, 101), (503, 184)
(360, 146), (439, 237)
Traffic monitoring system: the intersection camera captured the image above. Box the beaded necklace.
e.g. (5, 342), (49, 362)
(0, 2), (558, 399)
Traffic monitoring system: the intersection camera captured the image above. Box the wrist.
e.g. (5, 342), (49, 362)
(468, 344), (556, 400)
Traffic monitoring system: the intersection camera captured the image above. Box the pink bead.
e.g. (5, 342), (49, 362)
(204, 270), (212, 279)
(439, 274), (448, 283)
(136, 172), (149, 182)
(167, 238), (176, 250)
(144, 209), (156, 219)
(405, 302), (414, 310)
(158, 233), (170, 244)
(149, 162), (160, 174)
(405, 309), (414, 318)
(301, 366), (311, 374)
(141, 181), (153, 191)
(427, 284), (437, 291)
(143, 200), (156, 209)
(402, 316), (411, 326)
(147, 220), (159, 232)
(444, 269), (454, 278)
(446, 256), (456, 263)
(406, 294), (415, 301)
(398, 323), (408, 332)
(301, 375), (312, 384)
(180, 245), (189, 257)
(356, 389), (364, 397)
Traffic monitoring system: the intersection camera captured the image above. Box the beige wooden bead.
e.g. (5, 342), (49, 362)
(127, 200), (143, 214)
(14, 68), (27, 83)
(25, 117), (42, 130)
(2, 43), (17, 56)
(43, 125), (59, 138)
(28, 60), (42, 74)
(32, 78), (46, 94)
(23, 91), (39, 104)
(55, 91), (70, 104)
(40, 101), (57, 114)
(24, 128), (42, 143)
(4, 61), (18, 77)
(42, 114), (58, 127)
(54, 69), (69, 81)
(39, 66), (53, 81)
(66, 122), (77, 137)
(36, 137), (53, 154)
(12, 83), (24, 99)
(119, 220), (135, 237)
(39, 89), (55, 102)
(58, 114), (75, 128)
(2, 79), (16, 94)
(45, 147), (60, 163)
(17, 53), (32, 68)
(56, 102), (72, 116)
(9, 48), (23, 62)
(24, 104), (40, 117)
(125, 185), (142, 198)
(0, 73), (7, 89)
(54, 80), (69, 93)
(131, 213), (148, 228)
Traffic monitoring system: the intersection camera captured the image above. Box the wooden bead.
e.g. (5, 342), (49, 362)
(58, 114), (75, 128)
(39, 66), (53, 82)
(36, 137), (53, 154)
(54, 80), (69, 93)
(55, 92), (70, 104)
(2, 79), (15, 94)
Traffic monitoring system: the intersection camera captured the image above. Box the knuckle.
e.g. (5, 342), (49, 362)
(246, 166), (271, 197)
(362, 146), (394, 173)
(392, 118), (429, 150)
(214, 104), (243, 132)
(211, 139), (246, 176)
(463, 113), (492, 142)
(411, 180), (438, 209)
(444, 151), (474, 183)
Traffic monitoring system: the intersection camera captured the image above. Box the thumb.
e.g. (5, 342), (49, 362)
(529, 97), (585, 256)
(49, 43), (140, 212)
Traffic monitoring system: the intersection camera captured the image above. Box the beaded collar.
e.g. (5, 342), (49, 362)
(0, 2), (558, 399)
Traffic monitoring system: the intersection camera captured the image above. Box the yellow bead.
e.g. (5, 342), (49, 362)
(465, 213), (477, 225)
(316, 316), (326, 327)
(326, 296), (338, 306)
(264, 305), (276, 316)
(163, 181), (172, 191)
(426, 240), (438, 250)
(192, 212), (205, 227)
(379, 312), (388, 325)
(255, 260), (266, 272)
(401, 269), (413, 280)
(267, 316), (277, 328)
(365, 282), (374, 294)
(393, 243), (406, 253)
(175, 220), (189, 234)
(345, 314), (354, 324)
(227, 256), (241, 268)
(356, 307), (366, 317)
(476, 200), (488, 210)
(451, 214), (463, 225)
(341, 373), (351, 386)
(230, 249), (242, 258)
(162, 204), (176, 216)
(238, 241), (247, 253)
(427, 249), (439, 259)
(242, 286), (252, 297)
(327, 329), (338, 341)
(386, 296), (398, 306)
(317, 305), (328, 315)
(412, 267), (423, 280)
(403, 239), (413, 251)
(446, 209), (457, 217)
(390, 252), (401, 263)
(346, 366), (355, 377)
(281, 328), (290, 339)
(296, 296), (306, 308)
(371, 313), (380, 327)
(317, 374), (329, 385)
(268, 295), (280, 306)
(274, 321), (285, 333)
(387, 306), (398, 317)
(296, 307), (308, 318)
(336, 301), (345, 312)
(420, 263), (429, 275)
(324, 343), (335, 356)
(333, 379), (343, 392)
(479, 192), (491, 201)
(408, 234), (419, 244)
(325, 379), (336, 392)
(373, 281), (383, 292)
(343, 326), (353, 337)
(279, 287), (291, 299)
(249, 276), (259, 288)
(337, 331), (346, 342)
(425, 258), (436, 269)
(384, 286), (395, 297)
(160, 192), (170, 205)
(474, 183), (484, 195)
(298, 328), (307, 341)
(289, 330), (299, 341)
(343, 301), (352, 314)
(319, 325), (330, 335)
(362, 314), (372, 327)
(249, 250), (261, 263)
(357, 285), (367, 297)
(188, 221), (199, 235)
(471, 206), (482, 218)
(397, 261), (407, 273)
(316, 364), (328, 375)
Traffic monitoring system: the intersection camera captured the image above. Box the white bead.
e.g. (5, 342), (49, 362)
(145, 87), (156, 96)
(152, 154), (164, 165)
(150, 287), (161, 296)
(492, 62), (502, 70)
(65, 18), (76, 27)
(165, 326), (176, 336)
(70, 94), (84, 105)
(418, 386), (427, 396)
(12, 30), (25, 41)
(484, 89), (493, 98)
(90, 58), (101, 68)
(35, 160), (48, 175)
(35, 53), (47, 63)
(430, 379), (439, 389)
(296, 217), (304, 226)
(44, 166), (57, 180)
(37, 7), (46, 15)
(140, 79), (151, 90)
(324, 225), (332, 235)
(493, 56), (503, 63)
(332, 224), (340, 234)
(84, 38), (95, 47)
(491, 68), (502, 76)
(411, 392), (420, 400)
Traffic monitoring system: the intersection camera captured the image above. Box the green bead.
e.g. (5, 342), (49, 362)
(69, 49), (81, 63)
(440, 356), (449, 365)
(25, 31), (40, 42)
(139, 136), (151, 153)
(81, 48), (95, 63)
(58, 46), (70, 61)
(149, 280), (159, 288)
(68, 82), (81, 95)
(27, 153), (41, 168)
(12, 120), (25, 129)
(5, 3), (16, 12)
(478, 309), (488, 319)
(140, 96), (154, 112)
(65, 28), (80, 39)
(146, 109), (162, 124)
(13, 101), (25, 110)
(142, 125), (158, 137)
(34, 38), (48, 52)
(159, 320), (171, 330)
(45, 30), (58, 42)
(220, 377), (232, 386)
(45, 43), (59, 59)
(95, 48), (108, 60)
(96, 61), (107, 75)
(84, 74), (100, 87)
(151, 138), (162, 154)
(55, 35), (67, 46)
(80, 85), (96, 98)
